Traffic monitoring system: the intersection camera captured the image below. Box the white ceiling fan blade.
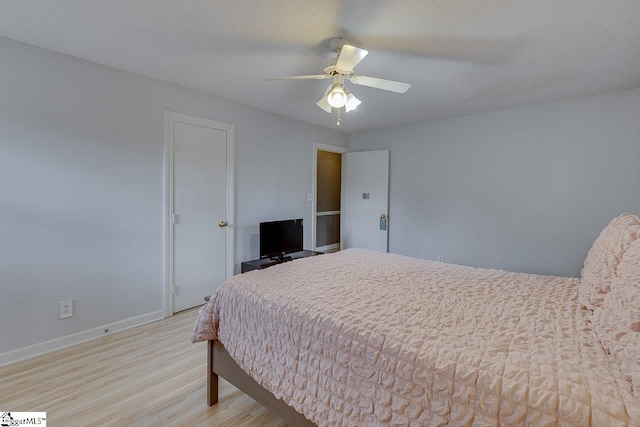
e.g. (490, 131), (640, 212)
(348, 75), (411, 93)
(335, 45), (369, 74)
(316, 86), (332, 113)
(265, 74), (330, 81)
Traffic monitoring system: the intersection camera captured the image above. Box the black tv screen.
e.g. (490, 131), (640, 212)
(260, 219), (303, 259)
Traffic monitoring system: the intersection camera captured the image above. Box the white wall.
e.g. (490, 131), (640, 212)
(350, 88), (640, 277)
(0, 37), (348, 355)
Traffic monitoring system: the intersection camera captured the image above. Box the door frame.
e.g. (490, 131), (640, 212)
(311, 142), (348, 252)
(163, 111), (235, 317)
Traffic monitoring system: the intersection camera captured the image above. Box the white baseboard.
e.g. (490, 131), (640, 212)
(0, 310), (165, 367)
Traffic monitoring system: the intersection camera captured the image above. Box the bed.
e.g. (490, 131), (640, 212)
(192, 214), (640, 426)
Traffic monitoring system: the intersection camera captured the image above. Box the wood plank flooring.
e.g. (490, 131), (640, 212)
(0, 308), (288, 426)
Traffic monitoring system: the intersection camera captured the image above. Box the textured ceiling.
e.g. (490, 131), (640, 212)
(0, 1), (639, 133)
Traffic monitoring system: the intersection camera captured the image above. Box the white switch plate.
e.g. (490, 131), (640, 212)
(307, 192), (313, 202)
(59, 300), (73, 319)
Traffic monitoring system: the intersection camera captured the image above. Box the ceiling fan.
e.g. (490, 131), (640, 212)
(266, 37), (411, 125)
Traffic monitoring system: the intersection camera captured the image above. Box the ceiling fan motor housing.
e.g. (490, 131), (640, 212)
(328, 37), (351, 53)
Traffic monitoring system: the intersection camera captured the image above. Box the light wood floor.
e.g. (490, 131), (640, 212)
(0, 308), (288, 426)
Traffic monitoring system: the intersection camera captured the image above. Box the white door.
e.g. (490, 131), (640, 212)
(167, 113), (234, 313)
(342, 150), (389, 252)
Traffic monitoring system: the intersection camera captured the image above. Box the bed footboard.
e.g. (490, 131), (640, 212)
(207, 340), (316, 426)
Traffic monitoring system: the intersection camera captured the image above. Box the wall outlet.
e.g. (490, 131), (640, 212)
(438, 255), (444, 263)
(59, 300), (73, 319)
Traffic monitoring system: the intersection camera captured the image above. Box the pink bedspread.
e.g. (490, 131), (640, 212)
(192, 249), (640, 426)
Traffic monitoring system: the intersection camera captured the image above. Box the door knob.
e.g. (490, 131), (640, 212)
(218, 220), (228, 228)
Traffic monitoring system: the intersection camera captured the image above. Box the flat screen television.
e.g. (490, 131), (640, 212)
(260, 218), (303, 260)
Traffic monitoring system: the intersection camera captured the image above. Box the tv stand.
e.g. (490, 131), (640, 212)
(241, 250), (322, 273)
(270, 255), (292, 262)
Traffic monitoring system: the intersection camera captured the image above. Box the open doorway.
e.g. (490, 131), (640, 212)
(312, 143), (348, 252)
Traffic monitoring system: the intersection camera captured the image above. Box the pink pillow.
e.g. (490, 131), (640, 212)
(585, 214), (640, 398)
(603, 239), (640, 332)
(580, 214), (640, 311)
(604, 280), (640, 332)
(618, 238), (640, 286)
(591, 306), (640, 398)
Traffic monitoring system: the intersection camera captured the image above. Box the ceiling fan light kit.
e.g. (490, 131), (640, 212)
(327, 83), (348, 108)
(344, 92), (361, 112)
(267, 37), (411, 125)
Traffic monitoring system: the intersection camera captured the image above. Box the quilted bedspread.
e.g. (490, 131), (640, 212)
(192, 249), (640, 426)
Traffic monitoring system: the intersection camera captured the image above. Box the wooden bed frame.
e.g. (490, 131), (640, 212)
(207, 339), (316, 426)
